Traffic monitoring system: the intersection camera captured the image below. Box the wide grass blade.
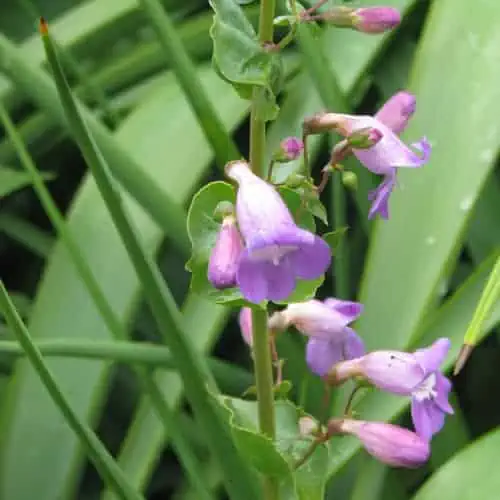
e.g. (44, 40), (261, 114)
(0, 33), (189, 253)
(0, 282), (144, 500)
(0, 95), (213, 499)
(40, 18), (258, 499)
(139, 0), (240, 165)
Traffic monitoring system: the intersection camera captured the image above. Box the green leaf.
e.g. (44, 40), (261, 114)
(323, 228), (348, 254)
(209, 0), (282, 120)
(0, 165), (53, 198)
(215, 396), (329, 498)
(413, 427), (500, 500)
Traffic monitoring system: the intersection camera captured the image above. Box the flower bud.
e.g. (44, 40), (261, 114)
(238, 307), (253, 346)
(273, 137), (304, 162)
(352, 7), (401, 34)
(208, 213), (243, 289)
(342, 171), (358, 191)
(328, 419), (430, 468)
(299, 416), (319, 437)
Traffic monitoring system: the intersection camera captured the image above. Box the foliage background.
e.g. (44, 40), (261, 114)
(0, 0), (499, 499)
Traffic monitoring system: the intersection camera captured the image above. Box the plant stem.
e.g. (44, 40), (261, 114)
(251, 308), (278, 499)
(250, 1), (279, 497)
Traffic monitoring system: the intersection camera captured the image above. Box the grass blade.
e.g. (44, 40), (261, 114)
(0, 53), (215, 500)
(40, 18), (259, 499)
(139, 0), (240, 165)
(0, 282), (144, 500)
(0, 33), (189, 253)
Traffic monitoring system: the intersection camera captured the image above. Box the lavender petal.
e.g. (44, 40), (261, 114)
(306, 338), (344, 376)
(411, 397), (446, 440)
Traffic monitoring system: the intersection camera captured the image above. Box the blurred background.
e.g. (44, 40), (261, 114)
(0, 0), (499, 499)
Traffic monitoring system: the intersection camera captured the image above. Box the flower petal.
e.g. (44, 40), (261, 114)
(306, 338), (344, 376)
(375, 91), (416, 135)
(324, 298), (364, 322)
(286, 230), (331, 280)
(411, 397), (446, 440)
(344, 327), (366, 359)
(414, 338), (451, 375)
(434, 373), (454, 414)
(368, 170), (397, 220)
(237, 251), (268, 303)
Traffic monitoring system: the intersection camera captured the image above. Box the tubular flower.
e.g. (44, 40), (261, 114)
(328, 338), (453, 439)
(208, 213), (243, 289)
(226, 161), (331, 303)
(328, 419), (430, 468)
(280, 298), (365, 376)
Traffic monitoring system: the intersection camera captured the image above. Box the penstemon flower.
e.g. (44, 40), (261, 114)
(226, 160), (331, 303)
(328, 338), (454, 439)
(328, 419), (430, 468)
(279, 298), (365, 376)
(208, 212), (244, 289)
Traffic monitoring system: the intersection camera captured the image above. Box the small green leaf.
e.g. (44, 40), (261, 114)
(186, 182), (325, 305)
(209, 0), (282, 120)
(215, 396), (329, 499)
(323, 228), (348, 254)
(0, 165), (54, 199)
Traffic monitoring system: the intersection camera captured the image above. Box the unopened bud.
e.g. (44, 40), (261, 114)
(273, 136), (304, 162)
(346, 127), (383, 149)
(352, 7), (401, 34)
(238, 307), (253, 346)
(342, 171), (358, 191)
(208, 214), (243, 289)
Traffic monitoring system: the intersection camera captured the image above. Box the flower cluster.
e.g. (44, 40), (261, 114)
(202, 2), (447, 473)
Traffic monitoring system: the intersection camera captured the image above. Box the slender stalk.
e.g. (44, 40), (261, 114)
(0, 102), (214, 500)
(40, 20), (258, 499)
(0, 283), (144, 500)
(332, 171), (350, 298)
(0, 339), (252, 393)
(139, 0), (240, 166)
(250, 2), (279, 497)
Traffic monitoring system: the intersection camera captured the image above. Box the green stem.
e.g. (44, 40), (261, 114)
(250, 2), (278, 497)
(332, 171), (350, 298)
(0, 283), (144, 500)
(0, 339), (252, 394)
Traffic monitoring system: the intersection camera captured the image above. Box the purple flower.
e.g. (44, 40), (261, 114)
(329, 419), (430, 468)
(274, 137), (304, 162)
(226, 161), (331, 303)
(281, 298), (365, 376)
(343, 110), (430, 220)
(208, 214), (243, 289)
(331, 338), (453, 439)
(353, 7), (401, 34)
(238, 307), (253, 346)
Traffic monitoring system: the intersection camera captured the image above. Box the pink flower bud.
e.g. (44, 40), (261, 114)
(329, 419), (430, 468)
(208, 214), (243, 289)
(238, 307), (253, 346)
(273, 137), (304, 162)
(353, 7), (401, 34)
